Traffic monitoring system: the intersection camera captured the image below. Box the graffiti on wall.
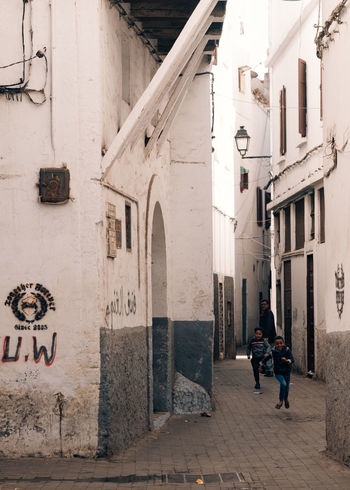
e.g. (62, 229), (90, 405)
(5, 283), (56, 323)
(105, 287), (137, 328)
(2, 333), (57, 366)
(335, 264), (345, 319)
(3, 283), (57, 365)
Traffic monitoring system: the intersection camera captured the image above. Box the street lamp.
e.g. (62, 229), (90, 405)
(234, 126), (271, 159)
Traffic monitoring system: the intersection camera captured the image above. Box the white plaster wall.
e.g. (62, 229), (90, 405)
(268, 0), (313, 55)
(0, 0), (104, 455)
(269, 2), (323, 203)
(168, 62), (213, 322)
(321, 0), (350, 333)
(213, 0), (270, 344)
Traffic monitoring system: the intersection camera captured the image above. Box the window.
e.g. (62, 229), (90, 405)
(295, 198), (305, 250)
(256, 187), (263, 227)
(122, 37), (130, 104)
(280, 86), (287, 155)
(125, 203), (132, 250)
(309, 191), (315, 240)
(284, 206), (291, 252)
(265, 191), (271, 229)
(240, 167), (249, 192)
(319, 187), (325, 243)
(298, 59), (307, 137)
(238, 67), (246, 93)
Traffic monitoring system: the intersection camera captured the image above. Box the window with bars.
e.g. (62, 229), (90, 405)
(240, 167), (249, 192)
(280, 86), (287, 155)
(298, 59), (307, 137)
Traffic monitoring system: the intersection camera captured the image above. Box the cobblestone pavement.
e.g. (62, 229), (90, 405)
(1, 356), (350, 489)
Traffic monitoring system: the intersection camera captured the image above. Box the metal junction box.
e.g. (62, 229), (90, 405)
(39, 168), (70, 203)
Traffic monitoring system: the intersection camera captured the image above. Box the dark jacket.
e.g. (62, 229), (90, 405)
(259, 309), (276, 343)
(246, 337), (270, 360)
(263, 346), (294, 375)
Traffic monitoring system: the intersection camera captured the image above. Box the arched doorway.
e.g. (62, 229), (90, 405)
(151, 202), (171, 413)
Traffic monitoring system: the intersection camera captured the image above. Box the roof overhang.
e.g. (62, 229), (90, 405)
(102, 0), (227, 180)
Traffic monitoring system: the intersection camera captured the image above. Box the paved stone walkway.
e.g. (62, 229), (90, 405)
(1, 356), (350, 489)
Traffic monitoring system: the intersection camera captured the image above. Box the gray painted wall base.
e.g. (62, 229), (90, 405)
(174, 320), (213, 395)
(326, 330), (350, 466)
(173, 372), (211, 414)
(98, 326), (148, 456)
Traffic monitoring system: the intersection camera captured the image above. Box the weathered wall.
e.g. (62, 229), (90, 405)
(326, 331), (350, 465)
(0, 0), (103, 456)
(0, 0), (218, 456)
(321, 0), (350, 465)
(98, 326), (149, 456)
(268, 0), (326, 380)
(168, 62), (215, 395)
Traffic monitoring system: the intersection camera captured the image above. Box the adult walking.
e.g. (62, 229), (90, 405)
(259, 299), (276, 377)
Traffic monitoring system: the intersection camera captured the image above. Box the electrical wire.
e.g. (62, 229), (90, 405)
(0, 0), (28, 88)
(215, 91), (321, 111)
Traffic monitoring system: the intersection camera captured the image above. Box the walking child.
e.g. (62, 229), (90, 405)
(261, 336), (294, 409)
(246, 327), (270, 390)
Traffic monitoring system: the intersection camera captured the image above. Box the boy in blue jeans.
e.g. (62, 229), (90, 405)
(246, 327), (270, 390)
(261, 335), (294, 409)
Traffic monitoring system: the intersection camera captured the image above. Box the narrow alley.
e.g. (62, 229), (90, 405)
(1, 356), (350, 490)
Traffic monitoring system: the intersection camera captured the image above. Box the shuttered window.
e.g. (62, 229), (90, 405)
(265, 191), (271, 229)
(280, 86), (287, 155)
(295, 198), (305, 250)
(284, 206), (291, 252)
(298, 59), (307, 137)
(319, 188), (325, 243)
(257, 187), (263, 227)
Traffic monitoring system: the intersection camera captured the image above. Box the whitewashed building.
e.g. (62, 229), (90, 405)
(267, 0), (326, 377)
(318, 0), (350, 466)
(212, 0), (270, 355)
(0, 0), (226, 457)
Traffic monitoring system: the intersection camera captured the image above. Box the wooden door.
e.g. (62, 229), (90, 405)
(284, 261), (292, 348)
(306, 255), (315, 372)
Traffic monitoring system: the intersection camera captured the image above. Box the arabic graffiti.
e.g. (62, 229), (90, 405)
(105, 287), (137, 328)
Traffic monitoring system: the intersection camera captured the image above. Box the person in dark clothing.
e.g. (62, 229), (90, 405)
(246, 327), (270, 390)
(259, 299), (276, 376)
(261, 335), (294, 409)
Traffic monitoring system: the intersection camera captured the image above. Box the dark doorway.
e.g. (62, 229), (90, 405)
(242, 279), (247, 344)
(284, 261), (292, 348)
(306, 255), (315, 372)
(151, 203), (170, 413)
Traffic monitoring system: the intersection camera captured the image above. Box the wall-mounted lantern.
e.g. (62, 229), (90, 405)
(234, 126), (271, 159)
